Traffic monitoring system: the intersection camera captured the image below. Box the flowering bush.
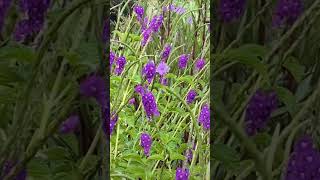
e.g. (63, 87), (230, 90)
(110, 0), (210, 179)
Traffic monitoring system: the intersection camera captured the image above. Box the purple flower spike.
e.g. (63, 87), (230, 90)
(110, 51), (116, 67)
(14, 0), (51, 41)
(186, 149), (193, 163)
(245, 90), (278, 136)
(109, 112), (118, 135)
(285, 135), (320, 180)
(272, 0), (303, 27)
(195, 58), (206, 71)
(142, 60), (156, 83)
(141, 28), (152, 46)
(156, 61), (170, 76)
(79, 74), (106, 106)
(160, 76), (168, 86)
(140, 132), (152, 156)
(161, 45), (172, 62)
(2, 161), (27, 180)
(134, 5), (144, 20)
(0, 0), (12, 33)
(135, 84), (145, 95)
(59, 115), (80, 134)
(141, 90), (160, 119)
(114, 56), (126, 75)
(175, 168), (189, 180)
(198, 103), (210, 131)
(178, 54), (189, 70)
(129, 98), (135, 105)
(218, 0), (246, 23)
(186, 90), (197, 104)
(149, 15), (163, 33)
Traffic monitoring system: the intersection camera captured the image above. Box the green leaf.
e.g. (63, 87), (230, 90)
(275, 86), (297, 115)
(170, 152), (186, 161)
(27, 158), (51, 179)
(283, 57), (305, 82)
(177, 75), (194, 85)
(148, 154), (164, 160)
(0, 44), (36, 63)
(46, 147), (69, 161)
(165, 73), (177, 79)
(212, 144), (240, 164)
(221, 44), (268, 78)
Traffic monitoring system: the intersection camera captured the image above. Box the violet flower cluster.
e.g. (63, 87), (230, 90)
(135, 5), (163, 46)
(175, 168), (189, 180)
(109, 112), (118, 135)
(14, 0), (51, 41)
(195, 58), (206, 72)
(198, 103), (210, 131)
(140, 132), (152, 156)
(114, 56), (126, 76)
(273, 0), (303, 27)
(79, 74), (108, 136)
(178, 54), (190, 70)
(142, 60), (156, 83)
(186, 90), (197, 104)
(161, 44), (172, 62)
(59, 115), (80, 134)
(163, 4), (186, 14)
(285, 135), (320, 180)
(2, 161), (27, 180)
(245, 90), (277, 136)
(218, 0), (246, 23)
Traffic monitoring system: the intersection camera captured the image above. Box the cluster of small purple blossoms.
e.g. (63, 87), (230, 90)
(161, 45), (172, 62)
(79, 74), (108, 136)
(109, 112), (118, 135)
(195, 58), (206, 72)
(141, 89), (160, 119)
(178, 54), (190, 70)
(114, 56), (126, 75)
(245, 90), (278, 136)
(138, 6), (163, 47)
(59, 115), (80, 134)
(198, 103), (210, 130)
(0, 0), (12, 33)
(156, 61), (170, 76)
(218, 0), (246, 23)
(135, 84), (145, 95)
(14, 0), (51, 41)
(140, 132), (152, 156)
(272, 0), (303, 27)
(142, 60), (156, 83)
(2, 161), (27, 180)
(163, 4), (186, 15)
(285, 135), (320, 180)
(134, 5), (144, 20)
(186, 90), (197, 104)
(175, 168), (189, 180)
(110, 51), (116, 67)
